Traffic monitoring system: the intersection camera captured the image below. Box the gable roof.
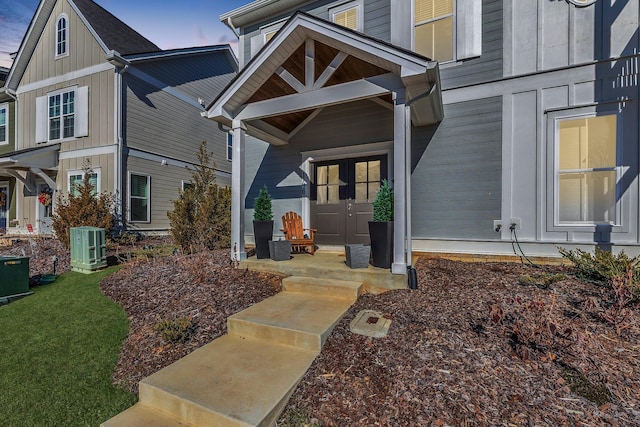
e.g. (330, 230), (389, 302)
(5, 0), (160, 90)
(72, 0), (160, 55)
(207, 11), (443, 145)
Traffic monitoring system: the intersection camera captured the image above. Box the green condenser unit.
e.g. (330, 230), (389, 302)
(70, 226), (107, 273)
(0, 256), (31, 299)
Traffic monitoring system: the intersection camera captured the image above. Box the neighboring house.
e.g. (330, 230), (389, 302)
(0, 0), (237, 235)
(0, 67), (15, 230)
(207, 0), (640, 272)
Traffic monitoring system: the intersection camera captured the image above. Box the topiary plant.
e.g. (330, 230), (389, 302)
(253, 185), (273, 221)
(372, 179), (393, 222)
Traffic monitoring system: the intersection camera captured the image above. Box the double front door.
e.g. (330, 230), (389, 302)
(311, 156), (387, 245)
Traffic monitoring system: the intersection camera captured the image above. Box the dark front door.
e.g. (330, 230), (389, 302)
(311, 156), (387, 245)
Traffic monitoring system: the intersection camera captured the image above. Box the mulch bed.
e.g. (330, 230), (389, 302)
(3, 238), (639, 425)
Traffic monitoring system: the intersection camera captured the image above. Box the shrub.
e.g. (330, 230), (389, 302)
(372, 179), (393, 222)
(52, 165), (115, 249)
(167, 141), (232, 253)
(153, 317), (194, 344)
(253, 185), (273, 221)
(559, 247), (640, 291)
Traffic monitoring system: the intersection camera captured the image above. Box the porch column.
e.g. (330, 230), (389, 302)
(231, 120), (247, 261)
(392, 90), (408, 275)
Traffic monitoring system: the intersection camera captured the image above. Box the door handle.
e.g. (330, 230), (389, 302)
(348, 203), (352, 217)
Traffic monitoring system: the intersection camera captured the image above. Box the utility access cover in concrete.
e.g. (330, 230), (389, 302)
(349, 310), (391, 338)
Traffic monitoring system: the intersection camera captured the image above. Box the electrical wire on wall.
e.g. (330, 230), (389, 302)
(510, 223), (539, 268)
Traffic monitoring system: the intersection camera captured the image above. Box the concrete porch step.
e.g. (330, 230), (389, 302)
(104, 335), (317, 427)
(282, 276), (362, 301)
(227, 291), (354, 352)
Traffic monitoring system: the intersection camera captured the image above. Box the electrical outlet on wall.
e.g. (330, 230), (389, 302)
(509, 218), (522, 231)
(493, 220), (502, 232)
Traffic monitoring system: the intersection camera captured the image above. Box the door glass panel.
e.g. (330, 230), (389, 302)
(328, 164), (339, 184)
(355, 162), (367, 182)
(355, 183), (367, 201)
(369, 160), (380, 182)
(328, 185), (339, 203)
(317, 166), (327, 185)
(369, 181), (380, 199)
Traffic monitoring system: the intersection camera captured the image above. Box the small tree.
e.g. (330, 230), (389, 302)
(372, 179), (393, 222)
(253, 185), (273, 221)
(168, 141), (231, 252)
(52, 165), (115, 248)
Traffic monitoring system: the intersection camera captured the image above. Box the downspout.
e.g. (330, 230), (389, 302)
(402, 82), (437, 288)
(115, 63), (129, 233)
(225, 17), (240, 38)
(6, 89), (20, 225)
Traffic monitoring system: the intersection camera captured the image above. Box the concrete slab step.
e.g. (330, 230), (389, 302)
(136, 335), (316, 427)
(227, 292), (353, 352)
(101, 403), (186, 426)
(282, 276), (362, 301)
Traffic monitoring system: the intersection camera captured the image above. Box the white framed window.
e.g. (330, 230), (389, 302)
(181, 180), (194, 192)
(251, 19), (286, 56)
(414, 0), (455, 61)
(554, 113), (620, 226)
(330, 1), (364, 32)
(67, 168), (100, 197)
(227, 132), (233, 161)
(0, 104), (7, 145)
(56, 14), (68, 58)
(36, 86), (88, 143)
(129, 173), (150, 223)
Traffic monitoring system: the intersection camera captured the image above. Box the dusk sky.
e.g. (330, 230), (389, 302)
(0, 0), (249, 69)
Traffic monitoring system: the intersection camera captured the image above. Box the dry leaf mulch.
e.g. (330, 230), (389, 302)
(99, 251), (282, 393)
(278, 258), (640, 427)
(4, 238), (639, 426)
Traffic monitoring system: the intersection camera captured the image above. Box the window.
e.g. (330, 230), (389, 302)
(36, 86), (88, 143)
(354, 159), (381, 202)
(0, 104), (7, 145)
(49, 90), (74, 140)
(56, 15), (68, 57)
(68, 169), (100, 196)
(330, 1), (363, 32)
(227, 132), (233, 161)
(316, 164), (341, 204)
(414, 0), (455, 61)
(129, 173), (150, 222)
(556, 115), (618, 224)
(251, 20), (286, 56)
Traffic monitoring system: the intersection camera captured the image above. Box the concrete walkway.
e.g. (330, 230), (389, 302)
(102, 275), (362, 426)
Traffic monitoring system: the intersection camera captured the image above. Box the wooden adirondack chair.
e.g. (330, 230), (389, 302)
(281, 211), (317, 255)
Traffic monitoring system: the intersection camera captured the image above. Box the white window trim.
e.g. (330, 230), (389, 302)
(55, 14), (69, 59)
(329, 0), (364, 32)
(181, 180), (193, 191)
(546, 107), (623, 232)
(67, 168), (101, 195)
(261, 19), (287, 44)
(412, 0), (457, 63)
(0, 103), (8, 145)
(128, 172), (151, 223)
(47, 86), (77, 142)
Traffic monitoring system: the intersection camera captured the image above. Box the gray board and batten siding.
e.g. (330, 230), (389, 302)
(411, 96), (502, 240)
(242, 0), (391, 64)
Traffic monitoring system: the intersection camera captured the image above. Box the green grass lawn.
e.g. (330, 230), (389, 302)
(0, 268), (136, 426)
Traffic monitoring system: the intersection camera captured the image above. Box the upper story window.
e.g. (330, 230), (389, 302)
(0, 104), (7, 145)
(330, 1), (363, 32)
(56, 14), (68, 58)
(414, 0), (455, 61)
(49, 90), (74, 140)
(556, 114), (618, 225)
(35, 86), (89, 143)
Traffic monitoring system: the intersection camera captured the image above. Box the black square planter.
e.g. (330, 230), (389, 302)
(345, 244), (370, 269)
(269, 240), (291, 261)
